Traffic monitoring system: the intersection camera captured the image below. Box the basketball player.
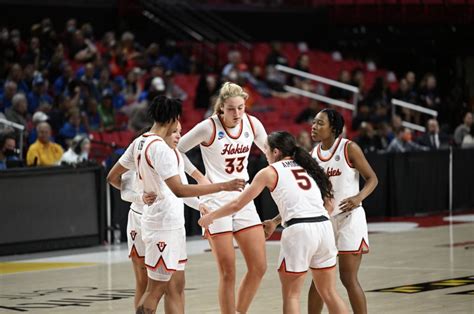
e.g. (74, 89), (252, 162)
(307, 108), (378, 314)
(199, 131), (348, 314)
(178, 82), (268, 314)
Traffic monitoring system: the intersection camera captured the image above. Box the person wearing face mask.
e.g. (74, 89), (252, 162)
(0, 132), (20, 170)
(386, 127), (429, 153)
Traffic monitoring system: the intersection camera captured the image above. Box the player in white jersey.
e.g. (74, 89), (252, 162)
(126, 96), (244, 314)
(309, 108), (378, 314)
(199, 131), (348, 314)
(178, 82), (268, 313)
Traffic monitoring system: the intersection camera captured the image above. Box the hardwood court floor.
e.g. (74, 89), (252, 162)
(1, 222), (473, 313)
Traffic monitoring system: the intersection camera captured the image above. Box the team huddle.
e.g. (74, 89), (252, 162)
(107, 82), (378, 314)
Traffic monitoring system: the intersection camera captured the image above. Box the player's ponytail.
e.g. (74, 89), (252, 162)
(293, 146), (333, 199)
(148, 95), (182, 124)
(213, 82), (249, 115)
(268, 131), (333, 199)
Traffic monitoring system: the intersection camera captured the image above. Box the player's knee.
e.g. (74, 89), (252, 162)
(340, 272), (359, 289)
(249, 261), (266, 278)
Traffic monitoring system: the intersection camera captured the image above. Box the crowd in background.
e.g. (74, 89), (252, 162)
(0, 18), (473, 170)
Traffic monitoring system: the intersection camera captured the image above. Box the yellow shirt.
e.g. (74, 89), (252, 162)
(26, 140), (64, 166)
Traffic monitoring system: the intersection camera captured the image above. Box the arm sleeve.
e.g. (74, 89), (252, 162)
(150, 142), (179, 180)
(249, 115), (268, 153)
(177, 119), (214, 153)
(120, 171), (143, 204)
(118, 141), (136, 170)
(182, 153), (197, 176)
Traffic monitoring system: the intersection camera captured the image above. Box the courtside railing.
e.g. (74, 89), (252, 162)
(391, 98), (438, 133)
(275, 64), (359, 117)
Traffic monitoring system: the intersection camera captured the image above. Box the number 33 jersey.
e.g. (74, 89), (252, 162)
(200, 114), (256, 184)
(269, 160), (328, 227)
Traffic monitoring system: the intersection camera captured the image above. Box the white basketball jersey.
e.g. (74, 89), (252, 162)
(270, 160), (328, 227)
(138, 134), (184, 231)
(311, 137), (360, 216)
(118, 134), (151, 214)
(200, 114), (255, 185)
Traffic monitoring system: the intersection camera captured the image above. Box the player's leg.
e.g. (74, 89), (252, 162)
(131, 255), (148, 310)
(164, 270), (185, 314)
(136, 275), (169, 314)
(207, 232), (237, 314)
(338, 253), (366, 314)
(279, 271), (307, 314)
(308, 280), (324, 314)
(310, 267), (348, 314)
(233, 225), (267, 313)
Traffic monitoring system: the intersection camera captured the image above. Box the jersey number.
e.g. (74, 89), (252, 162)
(291, 169), (312, 190)
(137, 154), (143, 179)
(225, 157), (245, 174)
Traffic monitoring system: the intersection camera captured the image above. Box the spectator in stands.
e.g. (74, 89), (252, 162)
(5, 93), (28, 131)
(416, 118), (450, 150)
(60, 134), (91, 165)
(53, 63), (74, 96)
(26, 121), (63, 166)
(7, 63), (29, 94)
(111, 76), (126, 110)
(454, 111), (473, 146)
(418, 73), (441, 112)
(296, 130), (313, 152)
(295, 100), (322, 125)
(164, 70), (187, 101)
(98, 90), (116, 131)
(405, 71), (417, 94)
(386, 127), (429, 153)
(394, 78), (417, 123)
(366, 76), (391, 108)
(0, 81), (17, 112)
(378, 122), (395, 148)
(222, 50), (244, 78)
(28, 111), (49, 145)
(354, 122), (385, 154)
(59, 107), (88, 146)
(120, 31), (143, 71)
(328, 70), (352, 101)
(461, 124), (474, 148)
(79, 62), (100, 100)
(83, 97), (101, 131)
(70, 30), (97, 63)
(124, 67), (143, 104)
(291, 53), (311, 87)
(352, 104), (372, 131)
(195, 74), (218, 109)
(27, 74), (53, 114)
(266, 41), (288, 67)
(0, 132), (20, 170)
(97, 67), (111, 95)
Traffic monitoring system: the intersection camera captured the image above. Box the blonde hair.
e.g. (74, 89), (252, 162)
(213, 82), (249, 115)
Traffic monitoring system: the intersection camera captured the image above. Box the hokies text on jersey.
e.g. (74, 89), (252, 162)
(221, 143), (250, 155)
(326, 167), (342, 177)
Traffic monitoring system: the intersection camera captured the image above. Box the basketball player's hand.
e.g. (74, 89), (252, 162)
(142, 192), (157, 205)
(198, 203), (210, 215)
(339, 195), (361, 212)
(198, 213), (214, 228)
(222, 179), (246, 192)
(263, 220), (277, 239)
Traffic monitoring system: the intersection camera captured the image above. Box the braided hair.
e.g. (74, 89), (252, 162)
(147, 95), (182, 124)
